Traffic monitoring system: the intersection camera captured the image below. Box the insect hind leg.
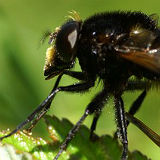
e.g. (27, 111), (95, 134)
(127, 90), (146, 126)
(114, 97), (128, 160)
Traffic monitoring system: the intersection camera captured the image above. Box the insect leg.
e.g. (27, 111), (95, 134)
(25, 102), (51, 133)
(125, 89), (160, 147)
(88, 89), (109, 140)
(0, 74), (63, 140)
(25, 74), (63, 132)
(125, 80), (151, 91)
(127, 90), (146, 126)
(125, 112), (160, 147)
(0, 79), (94, 141)
(27, 74), (64, 131)
(89, 111), (101, 140)
(114, 97), (128, 160)
(46, 71), (88, 81)
(89, 89), (108, 140)
(54, 110), (89, 160)
(125, 80), (148, 126)
(63, 70), (88, 81)
(54, 89), (108, 160)
(114, 90), (147, 139)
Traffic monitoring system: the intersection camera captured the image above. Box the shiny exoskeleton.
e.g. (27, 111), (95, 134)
(1, 11), (160, 160)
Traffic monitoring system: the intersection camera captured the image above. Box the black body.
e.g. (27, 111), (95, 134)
(78, 12), (160, 82)
(1, 11), (160, 160)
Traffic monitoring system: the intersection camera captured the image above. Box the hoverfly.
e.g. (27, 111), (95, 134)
(1, 11), (160, 160)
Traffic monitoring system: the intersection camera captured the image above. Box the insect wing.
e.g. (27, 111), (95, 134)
(115, 27), (160, 73)
(119, 50), (160, 73)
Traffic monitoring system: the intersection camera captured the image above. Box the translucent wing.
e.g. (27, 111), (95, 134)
(119, 51), (160, 73)
(115, 26), (160, 73)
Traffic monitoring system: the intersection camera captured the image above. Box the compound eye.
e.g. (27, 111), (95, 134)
(55, 21), (80, 62)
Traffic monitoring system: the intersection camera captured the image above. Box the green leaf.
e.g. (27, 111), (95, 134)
(0, 115), (151, 160)
(0, 144), (33, 160)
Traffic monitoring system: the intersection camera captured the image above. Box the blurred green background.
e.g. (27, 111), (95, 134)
(0, 0), (159, 159)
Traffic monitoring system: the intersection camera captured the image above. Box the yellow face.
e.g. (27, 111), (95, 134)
(44, 46), (56, 73)
(43, 11), (82, 80)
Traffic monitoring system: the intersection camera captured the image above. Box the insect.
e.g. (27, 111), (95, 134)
(1, 10), (160, 160)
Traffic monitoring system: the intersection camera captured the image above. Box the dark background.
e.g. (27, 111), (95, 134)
(0, 0), (159, 159)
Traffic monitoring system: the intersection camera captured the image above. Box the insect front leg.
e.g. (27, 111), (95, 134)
(0, 74), (63, 141)
(23, 71), (87, 133)
(114, 97), (128, 160)
(63, 70), (88, 81)
(0, 78), (94, 141)
(25, 74), (63, 133)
